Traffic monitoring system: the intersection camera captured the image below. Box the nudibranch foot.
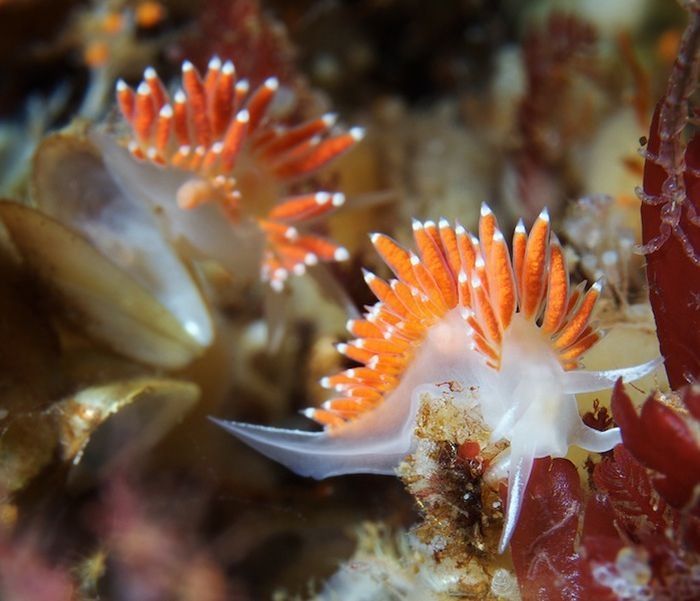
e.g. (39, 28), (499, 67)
(210, 418), (405, 478)
(215, 205), (662, 553)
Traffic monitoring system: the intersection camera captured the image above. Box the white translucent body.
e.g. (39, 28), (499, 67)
(214, 310), (661, 551)
(94, 133), (264, 285)
(37, 132), (214, 348)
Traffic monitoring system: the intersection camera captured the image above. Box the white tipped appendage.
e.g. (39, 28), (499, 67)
(349, 126), (365, 141)
(334, 247), (350, 261)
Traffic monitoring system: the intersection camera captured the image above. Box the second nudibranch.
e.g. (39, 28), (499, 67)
(115, 57), (362, 290)
(215, 205), (660, 551)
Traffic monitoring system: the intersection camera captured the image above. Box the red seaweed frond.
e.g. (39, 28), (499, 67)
(638, 2), (700, 264)
(611, 379), (700, 511)
(171, 0), (297, 90)
(519, 13), (597, 158)
(593, 445), (670, 540)
(514, 12), (598, 218)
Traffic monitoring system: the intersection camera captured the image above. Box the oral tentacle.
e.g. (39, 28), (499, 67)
(559, 356), (663, 393)
(499, 439), (536, 553)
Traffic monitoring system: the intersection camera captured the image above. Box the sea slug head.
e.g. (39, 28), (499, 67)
(110, 58), (362, 289)
(214, 204), (662, 551)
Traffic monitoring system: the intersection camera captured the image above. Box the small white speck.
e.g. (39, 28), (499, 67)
(237, 109), (250, 123)
(159, 104), (173, 118)
(137, 82), (150, 95)
(424, 220), (436, 229)
(174, 89), (186, 104)
(284, 226), (298, 240)
(293, 263), (306, 276)
(182, 60), (194, 72)
(265, 77), (279, 90)
(208, 56), (222, 70)
(480, 202), (492, 216)
(236, 80), (250, 94)
(515, 219), (526, 234)
(410, 254), (420, 266)
(439, 217), (450, 229)
(320, 377), (331, 389)
(412, 219), (423, 231)
(144, 66), (157, 80)
(116, 79), (128, 92)
(349, 126), (365, 141)
(222, 60), (235, 75)
(301, 408), (316, 419)
(211, 142), (223, 154)
(334, 247), (349, 261)
(460, 307), (474, 320)
(336, 343), (349, 354)
(539, 207), (550, 223)
(331, 192), (345, 207)
(322, 112), (338, 127)
(315, 192), (331, 205)
(304, 253), (318, 266)
(493, 229), (504, 242)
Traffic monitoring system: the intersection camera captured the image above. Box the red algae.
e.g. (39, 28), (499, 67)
(640, 5), (700, 387)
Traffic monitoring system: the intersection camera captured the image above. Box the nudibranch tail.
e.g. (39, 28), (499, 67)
(115, 58), (362, 289)
(214, 204), (662, 552)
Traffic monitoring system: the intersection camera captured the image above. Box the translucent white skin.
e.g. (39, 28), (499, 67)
(93, 132), (264, 285)
(214, 310), (661, 551)
(38, 132), (213, 347)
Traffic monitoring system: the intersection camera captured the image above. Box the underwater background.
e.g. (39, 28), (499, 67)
(0, 0), (699, 599)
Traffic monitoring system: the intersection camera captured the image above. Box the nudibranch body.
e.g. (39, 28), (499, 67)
(113, 57), (362, 290)
(215, 205), (660, 551)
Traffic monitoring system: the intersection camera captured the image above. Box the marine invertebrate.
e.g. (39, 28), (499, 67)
(638, 1), (700, 266)
(216, 205), (660, 550)
(640, 4), (700, 387)
(114, 57), (362, 290)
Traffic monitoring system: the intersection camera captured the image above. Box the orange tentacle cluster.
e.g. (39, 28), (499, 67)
(312, 206), (602, 429)
(115, 58), (362, 289)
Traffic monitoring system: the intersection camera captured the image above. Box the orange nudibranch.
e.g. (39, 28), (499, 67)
(215, 205), (661, 552)
(115, 57), (363, 289)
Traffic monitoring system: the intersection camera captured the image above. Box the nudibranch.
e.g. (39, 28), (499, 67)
(214, 205), (661, 551)
(114, 57), (362, 290)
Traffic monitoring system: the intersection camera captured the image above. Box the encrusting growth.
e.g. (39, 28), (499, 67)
(214, 204), (660, 552)
(116, 57), (362, 289)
